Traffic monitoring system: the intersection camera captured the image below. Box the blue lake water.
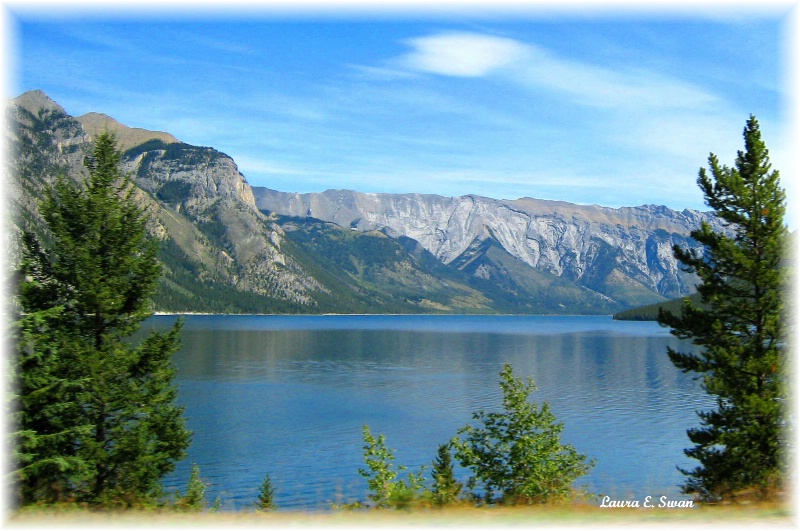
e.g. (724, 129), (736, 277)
(140, 314), (712, 511)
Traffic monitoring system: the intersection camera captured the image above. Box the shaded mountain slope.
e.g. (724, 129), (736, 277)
(8, 90), (719, 314)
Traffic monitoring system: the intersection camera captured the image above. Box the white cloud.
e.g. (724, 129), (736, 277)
(393, 30), (719, 112)
(399, 31), (528, 78)
(511, 46), (720, 111)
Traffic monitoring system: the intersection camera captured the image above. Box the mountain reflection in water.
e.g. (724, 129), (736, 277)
(138, 315), (710, 511)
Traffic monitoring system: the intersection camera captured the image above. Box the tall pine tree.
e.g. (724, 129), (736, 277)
(659, 116), (788, 501)
(13, 132), (191, 506)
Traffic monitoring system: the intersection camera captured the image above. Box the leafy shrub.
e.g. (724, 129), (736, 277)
(452, 364), (594, 505)
(358, 425), (426, 509)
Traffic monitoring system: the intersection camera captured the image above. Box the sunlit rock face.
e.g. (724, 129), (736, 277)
(254, 188), (723, 300)
(9, 90), (326, 307)
(10, 89), (726, 312)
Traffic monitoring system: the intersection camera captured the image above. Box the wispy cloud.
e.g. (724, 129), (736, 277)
(348, 64), (420, 81)
(20, 18), (785, 221)
(510, 46), (720, 111)
(397, 31), (528, 77)
(392, 30), (720, 112)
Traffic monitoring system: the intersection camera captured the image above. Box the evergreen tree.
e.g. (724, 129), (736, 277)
(430, 443), (462, 507)
(452, 364), (594, 505)
(13, 132), (191, 506)
(13, 306), (89, 504)
(255, 472), (276, 511)
(659, 116), (788, 501)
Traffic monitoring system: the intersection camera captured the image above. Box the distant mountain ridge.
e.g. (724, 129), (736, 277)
(253, 188), (719, 304)
(7, 89), (717, 314)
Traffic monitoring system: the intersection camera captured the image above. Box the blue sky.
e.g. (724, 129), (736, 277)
(5, 3), (797, 224)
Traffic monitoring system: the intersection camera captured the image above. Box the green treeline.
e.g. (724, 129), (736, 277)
(612, 293), (704, 321)
(153, 237), (310, 314)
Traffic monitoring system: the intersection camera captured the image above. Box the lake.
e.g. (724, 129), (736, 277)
(141, 314), (712, 511)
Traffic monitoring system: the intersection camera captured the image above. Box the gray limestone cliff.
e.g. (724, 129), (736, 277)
(254, 188), (722, 300)
(9, 89), (725, 313)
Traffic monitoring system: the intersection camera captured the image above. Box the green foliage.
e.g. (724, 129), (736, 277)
(161, 142), (220, 166)
(12, 306), (91, 505)
(122, 138), (170, 159)
(430, 443), (462, 507)
(196, 210), (229, 250)
(450, 237), (628, 314)
(174, 464), (207, 512)
(12, 132), (191, 507)
(136, 150), (159, 178)
(658, 116), (789, 502)
(613, 293), (704, 321)
(452, 364), (594, 505)
(155, 180), (193, 204)
(8, 106), (80, 190)
(152, 237), (308, 314)
(277, 216), (508, 315)
(358, 425), (427, 510)
(255, 472), (276, 511)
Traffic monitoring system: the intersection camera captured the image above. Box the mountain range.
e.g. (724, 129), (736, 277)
(6, 89), (720, 314)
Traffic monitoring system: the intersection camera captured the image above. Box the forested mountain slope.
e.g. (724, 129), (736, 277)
(7, 90), (715, 314)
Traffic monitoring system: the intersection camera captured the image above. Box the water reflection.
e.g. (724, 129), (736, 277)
(143, 315), (709, 511)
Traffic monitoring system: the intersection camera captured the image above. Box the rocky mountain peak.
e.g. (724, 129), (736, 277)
(11, 89), (66, 116)
(77, 112), (180, 152)
(7, 90), (327, 312)
(9, 89), (722, 314)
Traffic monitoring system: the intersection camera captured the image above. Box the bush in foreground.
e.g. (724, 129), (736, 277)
(452, 364), (595, 505)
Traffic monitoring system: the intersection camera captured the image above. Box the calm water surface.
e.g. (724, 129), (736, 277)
(141, 314), (711, 511)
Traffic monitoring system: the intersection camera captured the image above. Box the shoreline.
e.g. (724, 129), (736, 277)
(151, 312), (616, 317)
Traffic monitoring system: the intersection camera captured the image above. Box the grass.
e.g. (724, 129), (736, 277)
(7, 500), (793, 528)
